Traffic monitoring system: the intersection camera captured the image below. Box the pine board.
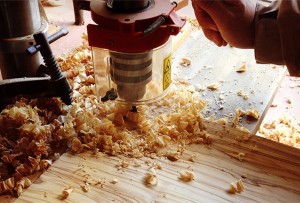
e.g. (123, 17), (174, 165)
(172, 29), (287, 133)
(13, 121), (300, 203)
(2, 19), (294, 203)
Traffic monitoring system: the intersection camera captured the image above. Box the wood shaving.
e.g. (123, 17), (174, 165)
(95, 178), (106, 187)
(61, 185), (74, 199)
(111, 179), (118, 184)
(165, 150), (181, 161)
(236, 64), (247, 73)
(207, 84), (219, 91)
(81, 183), (90, 192)
(119, 160), (129, 169)
(258, 116), (300, 149)
(236, 152), (246, 161)
(22, 177), (32, 189)
(246, 109), (259, 119)
(144, 168), (158, 187)
(178, 171), (195, 182)
(270, 103), (278, 107)
(180, 58), (192, 67)
(188, 154), (196, 162)
(229, 179), (244, 193)
(232, 109), (245, 127)
(186, 17), (200, 28)
(71, 137), (84, 153)
(232, 108), (259, 128)
(216, 118), (228, 125)
(133, 160), (142, 167)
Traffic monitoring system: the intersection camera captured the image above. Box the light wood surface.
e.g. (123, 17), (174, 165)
(2, 18), (294, 203)
(172, 28), (287, 133)
(14, 121), (300, 203)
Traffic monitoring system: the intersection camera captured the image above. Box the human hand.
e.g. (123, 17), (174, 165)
(192, 0), (256, 48)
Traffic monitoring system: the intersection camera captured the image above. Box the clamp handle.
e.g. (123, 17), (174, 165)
(27, 27), (69, 55)
(32, 30), (72, 105)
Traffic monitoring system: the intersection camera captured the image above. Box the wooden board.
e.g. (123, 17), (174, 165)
(12, 121), (300, 203)
(1, 20), (293, 203)
(172, 29), (287, 133)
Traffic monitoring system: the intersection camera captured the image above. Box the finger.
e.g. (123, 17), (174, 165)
(222, 40), (228, 46)
(202, 28), (226, 47)
(192, 0), (218, 31)
(192, 0), (232, 23)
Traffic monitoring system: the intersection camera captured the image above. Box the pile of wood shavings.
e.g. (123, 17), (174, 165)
(258, 116), (300, 149)
(0, 34), (210, 196)
(0, 97), (64, 196)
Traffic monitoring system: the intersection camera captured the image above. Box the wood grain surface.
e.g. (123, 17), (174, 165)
(172, 29), (287, 133)
(1, 20), (295, 203)
(13, 122), (300, 203)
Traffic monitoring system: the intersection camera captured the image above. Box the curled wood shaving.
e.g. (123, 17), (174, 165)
(144, 168), (158, 187)
(0, 34), (210, 196)
(188, 154), (196, 162)
(246, 109), (259, 119)
(207, 83), (219, 91)
(81, 183), (90, 192)
(232, 108), (259, 128)
(111, 179), (118, 184)
(61, 185), (74, 199)
(178, 171), (195, 182)
(232, 108), (245, 127)
(216, 117), (228, 125)
(236, 152), (246, 161)
(229, 179), (244, 193)
(71, 137), (84, 153)
(236, 64), (247, 73)
(258, 116), (300, 149)
(118, 160), (129, 169)
(180, 58), (192, 67)
(166, 151), (181, 162)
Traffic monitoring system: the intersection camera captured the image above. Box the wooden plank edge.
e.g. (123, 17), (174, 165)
(203, 120), (300, 179)
(251, 68), (287, 133)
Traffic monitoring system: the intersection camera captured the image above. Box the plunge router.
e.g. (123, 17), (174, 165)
(87, 0), (186, 104)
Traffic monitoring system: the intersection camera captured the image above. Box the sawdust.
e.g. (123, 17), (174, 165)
(258, 116), (300, 149)
(1, 30), (297, 198)
(0, 33), (210, 196)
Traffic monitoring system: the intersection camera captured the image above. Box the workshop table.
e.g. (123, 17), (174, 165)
(1, 20), (297, 203)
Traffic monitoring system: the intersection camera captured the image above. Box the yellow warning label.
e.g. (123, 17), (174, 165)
(163, 54), (172, 90)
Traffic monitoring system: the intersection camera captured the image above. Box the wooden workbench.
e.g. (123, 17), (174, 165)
(11, 121), (300, 203)
(1, 21), (295, 203)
